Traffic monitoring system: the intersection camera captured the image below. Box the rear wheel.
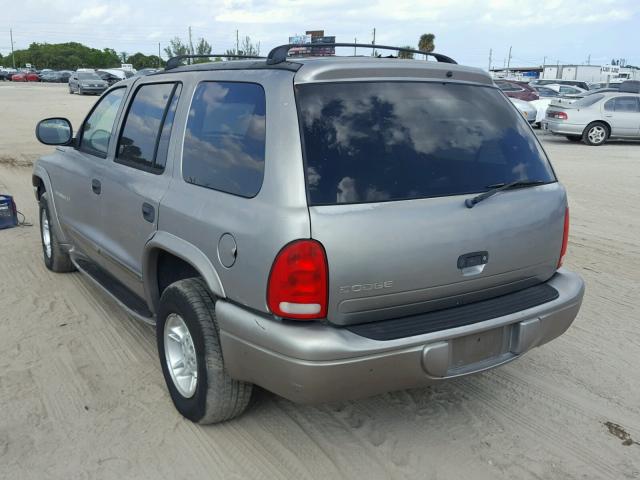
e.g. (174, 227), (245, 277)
(582, 122), (608, 146)
(39, 193), (75, 273)
(157, 278), (252, 424)
(566, 135), (582, 142)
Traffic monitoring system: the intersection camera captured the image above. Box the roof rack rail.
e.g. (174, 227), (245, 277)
(266, 43), (457, 65)
(165, 54), (265, 71)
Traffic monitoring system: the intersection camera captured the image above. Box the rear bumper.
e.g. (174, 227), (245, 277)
(546, 120), (585, 136)
(217, 269), (585, 404)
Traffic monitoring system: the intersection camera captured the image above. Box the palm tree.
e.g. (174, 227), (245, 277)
(418, 34), (436, 56)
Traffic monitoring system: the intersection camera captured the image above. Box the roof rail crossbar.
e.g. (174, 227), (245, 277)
(266, 43), (457, 65)
(165, 54), (265, 71)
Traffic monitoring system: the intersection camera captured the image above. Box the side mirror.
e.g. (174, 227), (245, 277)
(36, 117), (73, 146)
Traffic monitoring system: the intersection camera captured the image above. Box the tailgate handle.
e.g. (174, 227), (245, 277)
(457, 251), (489, 269)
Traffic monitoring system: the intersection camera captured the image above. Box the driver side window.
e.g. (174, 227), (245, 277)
(79, 88), (126, 157)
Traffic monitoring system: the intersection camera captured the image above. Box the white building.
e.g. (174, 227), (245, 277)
(541, 64), (639, 83)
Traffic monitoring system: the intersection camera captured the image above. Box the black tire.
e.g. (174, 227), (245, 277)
(39, 193), (75, 273)
(582, 122), (609, 146)
(566, 135), (582, 142)
(157, 278), (252, 424)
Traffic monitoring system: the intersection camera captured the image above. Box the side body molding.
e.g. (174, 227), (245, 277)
(143, 231), (226, 313)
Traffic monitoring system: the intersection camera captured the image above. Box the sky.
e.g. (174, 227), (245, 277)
(1, 0), (640, 69)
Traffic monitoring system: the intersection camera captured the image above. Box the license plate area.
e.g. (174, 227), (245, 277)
(449, 327), (508, 371)
(421, 320), (542, 378)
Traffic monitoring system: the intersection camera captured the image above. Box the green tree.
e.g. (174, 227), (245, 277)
(127, 52), (164, 69)
(194, 37), (212, 63)
(225, 36), (260, 59)
(164, 37), (190, 59)
(418, 33), (436, 54)
(398, 46), (415, 59)
(5, 42), (120, 69)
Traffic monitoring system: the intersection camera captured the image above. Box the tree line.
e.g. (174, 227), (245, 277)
(0, 33), (432, 70)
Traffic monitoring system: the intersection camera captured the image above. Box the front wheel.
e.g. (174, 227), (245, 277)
(157, 278), (253, 424)
(582, 122), (609, 146)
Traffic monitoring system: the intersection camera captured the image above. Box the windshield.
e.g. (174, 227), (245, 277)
(78, 72), (101, 80)
(296, 82), (555, 206)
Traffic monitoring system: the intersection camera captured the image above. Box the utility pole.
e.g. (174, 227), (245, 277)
(236, 29), (239, 55)
(188, 26), (194, 64)
(488, 48), (492, 72)
(372, 28), (376, 56)
(506, 45), (512, 77)
(10, 28), (15, 69)
(158, 42), (161, 67)
(587, 54), (591, 65)
(354, 38), (357, 56)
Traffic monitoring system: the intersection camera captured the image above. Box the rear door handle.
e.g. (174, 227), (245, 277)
(142, 202), (155, 223)
(91, 179), (101, 195)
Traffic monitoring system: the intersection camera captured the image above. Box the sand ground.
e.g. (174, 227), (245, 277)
(0, 81), (639, 479)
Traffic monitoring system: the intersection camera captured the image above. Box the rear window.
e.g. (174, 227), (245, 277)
(573, 94), (604, 107)
(296, 82), (555, 206)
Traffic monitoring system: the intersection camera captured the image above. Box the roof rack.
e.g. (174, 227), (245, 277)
(266, 43), (457, 65)
(165, 54), (265, 71)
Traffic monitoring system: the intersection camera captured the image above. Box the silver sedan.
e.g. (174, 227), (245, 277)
(545, 92), (640, 145)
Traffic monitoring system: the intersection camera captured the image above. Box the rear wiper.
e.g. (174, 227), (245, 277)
(465, 180), (546, 208)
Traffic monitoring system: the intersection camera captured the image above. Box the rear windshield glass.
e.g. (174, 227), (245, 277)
(573, 94), (604, 107)
(296, 82), (555, 206)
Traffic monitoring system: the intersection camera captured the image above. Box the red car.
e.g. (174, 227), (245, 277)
(494, 80), (539, 101)
(11, 72), (40, 82)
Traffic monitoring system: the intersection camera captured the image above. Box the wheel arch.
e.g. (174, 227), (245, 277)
(143, 231), (226, 314)
(584, 119), (611, 136)
(32, 166), (68, 244)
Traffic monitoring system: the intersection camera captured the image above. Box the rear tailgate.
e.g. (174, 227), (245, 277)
(310, 185), (565, 325)
(296, 80), (562, 326)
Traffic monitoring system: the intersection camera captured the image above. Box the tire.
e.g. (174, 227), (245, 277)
(582, 122), (609, 146)
(39, 193), (75, 273)
(157, 278), (252, 424)
(566, 135), (582, 142)
(68, 85), (73, 94)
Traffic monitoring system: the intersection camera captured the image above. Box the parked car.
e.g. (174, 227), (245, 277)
(545, 92), (640, 145)
(32, 45), (584, 423)
(530, 79), (590, 91)
(509, 97), (537, 124)
(96, 70), (123, 86)
(11, 71), (40, 82)
(495, 79), (539, 101)
(0, 69), (17, 80)
(542, 84), (587, 96)
(68, 71), (108, 95)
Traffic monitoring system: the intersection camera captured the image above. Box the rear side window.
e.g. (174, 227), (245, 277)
(614, 96), (639, 112)
(116, 82), (181, 173)
(296, 82), (555, 206)
(182, 82), (266, 198)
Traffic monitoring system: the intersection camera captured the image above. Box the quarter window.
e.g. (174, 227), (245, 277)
(182, 82), (266, 198)
(80, 88), (126, 157)
(116, 83), (181, 173)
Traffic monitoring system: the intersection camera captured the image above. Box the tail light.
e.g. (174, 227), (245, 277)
(267, 239), (328, 320)
(549, 111), (568, 120)
(558, 208), (570, 268)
